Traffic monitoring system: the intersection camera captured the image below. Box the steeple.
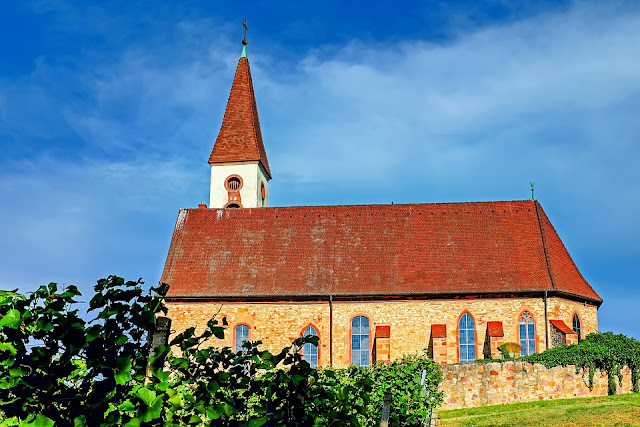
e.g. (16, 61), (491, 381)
(208, 23), (271, 209)
(208, 53), (271, 177)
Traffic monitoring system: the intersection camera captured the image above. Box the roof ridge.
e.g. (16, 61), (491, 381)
(534, 200), (557, 290)
(184, 199), (536, 211)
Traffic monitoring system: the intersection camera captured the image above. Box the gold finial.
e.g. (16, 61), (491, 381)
(242, 18), (248, 45)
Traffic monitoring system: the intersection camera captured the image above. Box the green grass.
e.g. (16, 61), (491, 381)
(438, 393), (640, 427)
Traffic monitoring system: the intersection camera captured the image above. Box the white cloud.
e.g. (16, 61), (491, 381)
(1, 1), (638, 334)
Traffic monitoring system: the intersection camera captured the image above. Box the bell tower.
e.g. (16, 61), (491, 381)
(208, 22), (271, 209)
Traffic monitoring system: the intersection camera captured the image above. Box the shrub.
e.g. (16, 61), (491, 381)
(523, 332), (640, 395)
(0, 276), (443, 426)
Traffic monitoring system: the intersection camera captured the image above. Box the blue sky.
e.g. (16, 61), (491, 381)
(1, 1), (638, 338)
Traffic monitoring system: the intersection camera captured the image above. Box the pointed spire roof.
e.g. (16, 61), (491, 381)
(208, 50), (271, 179)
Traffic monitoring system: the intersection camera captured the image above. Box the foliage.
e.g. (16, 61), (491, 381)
(0, 276), (444, 426)
(355, 353), (443, 426)
(0, 277), (163, 426)
(522, 332), (640, 395)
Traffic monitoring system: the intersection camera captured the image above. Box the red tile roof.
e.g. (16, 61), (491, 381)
(161, 200), (601, 303)
(487, 321), (504, 337)
(208, 56), (271, 178)
(375, 326), (391, 338)
(431, 324), (447, 338)
(550, 319), (578, 335)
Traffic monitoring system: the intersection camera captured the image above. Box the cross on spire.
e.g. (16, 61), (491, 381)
(242, 19), (248, 45)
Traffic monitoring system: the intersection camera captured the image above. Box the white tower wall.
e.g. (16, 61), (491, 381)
(209, 162), (269, 209)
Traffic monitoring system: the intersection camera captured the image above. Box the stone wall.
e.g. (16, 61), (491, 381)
(165, 296), (597, 368)
(439, 361), (634, 410)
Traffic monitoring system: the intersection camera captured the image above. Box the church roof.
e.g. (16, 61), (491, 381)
(208, 55), (271, 178)
(161, 200), (601, 304)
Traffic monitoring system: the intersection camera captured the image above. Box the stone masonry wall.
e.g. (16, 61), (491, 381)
(166, 296), (598, 368)
(439, 361), (634, 410)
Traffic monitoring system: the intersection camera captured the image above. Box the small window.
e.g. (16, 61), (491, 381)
(573, 314), (582, 341)
(351, 316), (370, 367)
(458, 313), (476, 363)
(225, 175), (243, 192)
(519, 311), (536, 356)
(302, 325), (319, 368)
(235, 324), (249, 352)
(225, 203), (241, 209)
(261, 182), (266, 201)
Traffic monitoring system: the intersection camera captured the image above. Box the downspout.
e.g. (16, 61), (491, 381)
(329, 295), (333, 367)
(544, 290), (549, 350)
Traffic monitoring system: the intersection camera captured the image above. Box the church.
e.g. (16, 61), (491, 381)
(161, 38), (602, 368)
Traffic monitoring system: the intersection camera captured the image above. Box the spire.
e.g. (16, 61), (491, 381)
(208, 21), (271, 178)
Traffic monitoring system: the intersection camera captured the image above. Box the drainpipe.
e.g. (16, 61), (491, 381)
(544, 290), (549, 350)
(329, 295), (334, 367)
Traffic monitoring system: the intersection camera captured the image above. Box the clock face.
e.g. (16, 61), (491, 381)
(261, 182), (266, 201)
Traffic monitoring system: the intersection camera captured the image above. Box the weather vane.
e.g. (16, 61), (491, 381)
(242, 19), (248, 45)
(530, 181), (536, 200)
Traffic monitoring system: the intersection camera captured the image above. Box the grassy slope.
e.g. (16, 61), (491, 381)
(438, 393), (640, 427)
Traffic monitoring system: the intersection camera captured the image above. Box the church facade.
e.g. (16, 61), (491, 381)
(161, 44), (602, 368)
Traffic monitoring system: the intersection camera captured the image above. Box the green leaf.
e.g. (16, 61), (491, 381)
(206, 380), (220, 394)
(36, 319), (54, 332)
(206, 405), (223, 420)
(8, 367), (26, 377)
(0, 309), (21, 329)
(247, 416), (268, 427)
(123, 418), (141, 427)
(115, 357), (132, 385)
(22, 414), (54, 427)
(212, 326), (225, 339)
(167, 394), (182, 407)
(223, 403), (235, 416)
(136, 387), (156, 406)
(141, 396), (163, 422)
(0, 342), (17, 356)
(119, 400), (135, 412)
(188, 416), (202, 424)
(152, 368), (169, 382)
(115, 335), (129, 345)
(73, 416), (86, 427)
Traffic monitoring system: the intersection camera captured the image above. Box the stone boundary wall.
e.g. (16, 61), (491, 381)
(439, 361), (634, 410)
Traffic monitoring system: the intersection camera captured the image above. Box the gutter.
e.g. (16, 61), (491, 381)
(165, 289), (601, 306)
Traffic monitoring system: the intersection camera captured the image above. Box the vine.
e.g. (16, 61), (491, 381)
(523, 332), (640, 395)
(0, 276), (444, 426)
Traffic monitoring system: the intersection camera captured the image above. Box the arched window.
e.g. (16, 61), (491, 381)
(235, 324), (249, 352)
(351, 316), (370, 367)
(458, 312), (476, 363)
(519, 311), (536, 356)
(302, 325), (319, 368)
(573, 313), (582, 341)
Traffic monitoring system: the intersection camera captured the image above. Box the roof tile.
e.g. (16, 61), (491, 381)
(161, 200), (601, 303)
(550, 319), (578, 335)
(208, 57), (271, 178)
(487, 321), (504, 337)
(431, 324), (447, 338)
